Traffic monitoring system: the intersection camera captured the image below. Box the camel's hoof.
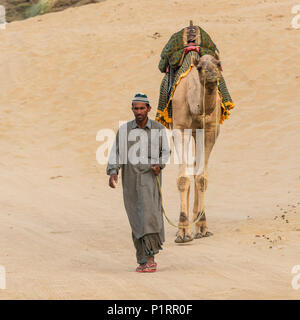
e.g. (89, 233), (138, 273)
(175, 235), (184, 243)
(183, 235), (194, 243)
(175, 235), (194, 243)
(194, 231), (213, 239)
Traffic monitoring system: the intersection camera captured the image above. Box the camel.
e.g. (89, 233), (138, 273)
(171, 53), (222, 243)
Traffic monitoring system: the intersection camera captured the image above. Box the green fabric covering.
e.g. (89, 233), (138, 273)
(156, 27), (235, 128)
(158, 26), (218, 73)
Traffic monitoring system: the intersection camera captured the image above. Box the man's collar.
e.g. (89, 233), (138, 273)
(131, 118), (151, 129)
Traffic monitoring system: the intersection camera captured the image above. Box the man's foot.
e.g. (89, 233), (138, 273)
(136, 262), (157, 273)
(143, 262), (157, 272)
(136, 256), (158, 273)
(136, 263), (146, 272)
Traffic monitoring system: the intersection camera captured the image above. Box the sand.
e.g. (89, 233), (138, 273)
(0, 0), (299, 299)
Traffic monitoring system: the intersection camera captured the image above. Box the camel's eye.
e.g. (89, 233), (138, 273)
(217, 62), (221, 68)
(197, 66), (202, 72)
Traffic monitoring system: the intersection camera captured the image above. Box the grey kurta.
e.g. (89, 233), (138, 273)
(106, 118), (170, 241)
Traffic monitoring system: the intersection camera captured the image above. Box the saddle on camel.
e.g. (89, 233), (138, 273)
(155, 21), (235, 129)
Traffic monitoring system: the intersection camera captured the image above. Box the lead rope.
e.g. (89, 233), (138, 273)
(201, 68), (207, 215)
(216, 76), (219, 145)
(156, 175), (204, 229)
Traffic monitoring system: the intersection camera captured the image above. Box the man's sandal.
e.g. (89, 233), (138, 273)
(136, 262), (157, 273)
(136, 263), (146, 272)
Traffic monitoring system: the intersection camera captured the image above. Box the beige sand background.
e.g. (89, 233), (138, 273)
(0, 0), (299, 299)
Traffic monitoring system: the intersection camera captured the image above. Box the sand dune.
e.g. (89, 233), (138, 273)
(0, 0), (299, 299)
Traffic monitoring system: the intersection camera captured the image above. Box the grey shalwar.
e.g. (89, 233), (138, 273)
(106, 118), (170, 264)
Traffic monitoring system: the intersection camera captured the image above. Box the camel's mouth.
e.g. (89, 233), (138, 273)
(205, 80), (219, 90)
(205, 73), (221, 83)
(198, 68), (221, 85)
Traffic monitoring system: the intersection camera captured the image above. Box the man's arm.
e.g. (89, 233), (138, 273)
(151, 125), (170, 176)
(106, 129), (121, 188)
(158, 126), (171, 170)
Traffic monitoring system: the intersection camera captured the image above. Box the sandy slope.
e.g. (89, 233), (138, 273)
(0, 0), (299, 299)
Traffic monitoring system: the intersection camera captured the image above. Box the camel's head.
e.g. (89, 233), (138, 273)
(196, 54), (222, 89)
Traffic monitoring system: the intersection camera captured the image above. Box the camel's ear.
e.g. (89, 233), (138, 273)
(191, 54), (200, 67)
(215, 59), (222, 71)
(214, 50), (223, 71)
(187, 67), (201, 115)
(196, 60), (203, 72)
(214, 50), (220, 60)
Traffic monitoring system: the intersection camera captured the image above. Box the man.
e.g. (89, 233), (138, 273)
(106, 93), (170, 273)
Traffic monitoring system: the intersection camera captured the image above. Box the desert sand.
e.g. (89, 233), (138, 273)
(0, 0), (299, 299)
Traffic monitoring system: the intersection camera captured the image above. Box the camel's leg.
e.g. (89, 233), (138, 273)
(191, 130), (204, 238)
(194, 128), (218, 238)
(173, 128), (193, 243)
(192, 176), (199, 223)
(176, 173), (192, 242)
(194, 174), (210, 238)
(190, 131), (199, 232)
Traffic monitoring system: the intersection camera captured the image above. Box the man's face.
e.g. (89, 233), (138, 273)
(132, 102), (151, 122)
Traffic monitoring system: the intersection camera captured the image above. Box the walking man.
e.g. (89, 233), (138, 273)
(106, 93), (170, 272)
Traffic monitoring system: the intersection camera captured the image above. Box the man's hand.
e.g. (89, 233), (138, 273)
(109, 173), (118, 188)
(151, 165), (161, 176)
